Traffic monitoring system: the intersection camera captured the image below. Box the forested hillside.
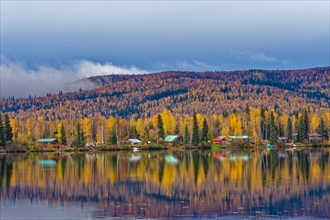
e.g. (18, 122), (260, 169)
(0, 67), (329, 146)
(0, 67), (329, 121)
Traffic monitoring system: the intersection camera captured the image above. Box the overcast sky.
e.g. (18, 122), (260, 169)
(0, 1), (329, 97)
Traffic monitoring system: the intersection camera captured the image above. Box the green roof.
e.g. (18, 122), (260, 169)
(164, 135), (181, 142)
(37, 138), (57, 143)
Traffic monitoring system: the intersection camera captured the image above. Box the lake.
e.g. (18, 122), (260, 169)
(1, 148), (330, 219)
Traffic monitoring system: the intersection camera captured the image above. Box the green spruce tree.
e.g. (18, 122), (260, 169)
(157, 114), (165, 141)
(75, 123), (85, 147)
(319, 118), (328, 140)
(245, 105), (251, 136)
(184, 123), (190, 145)
(267, 88), (271, 96)
(4, 114), (13, 143)
(111, 129), (117, 145)
(201, 118), (209, 142)
(0, 114), (5, 146)
(60, 123), (67, 145)
(297, 115), (304, 143)
(278, 121), (284, 137)
(192, 112), (200, 146)
(287, 117), (293, 140)
(298, 110), (309, 143)
(260, 107), (267, 140)
(81, 130), (85, 147)
(269, 111), (277, 143)
(303, 110), (309, 141)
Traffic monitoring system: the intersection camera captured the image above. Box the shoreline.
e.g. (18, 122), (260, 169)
(0, 145), (211, 154)
(1, 143), (329, 154)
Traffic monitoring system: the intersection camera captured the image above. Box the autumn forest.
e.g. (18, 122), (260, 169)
(0, 67), (329, 148)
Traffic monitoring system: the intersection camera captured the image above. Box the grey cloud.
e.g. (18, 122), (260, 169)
(231, 50), (294, 66)
(176, 60), (222, 71)
(232, 50), (277, 62)
(153, 60), (222, 71)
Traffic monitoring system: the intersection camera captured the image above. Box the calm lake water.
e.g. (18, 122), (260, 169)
(1, 149), (330, 219)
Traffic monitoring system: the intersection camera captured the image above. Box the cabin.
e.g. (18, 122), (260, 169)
(278, 136), (289, 143)
(36, 138), (59, 147)
(293, 133), (323, 144)
(86, 142), (100, 148)
(164, 135), (183, 146)
(229, 135), (250, 142)
(126, 139), (142, 145)
(309, 134), (323, 144)
(212, 136), (225, 144)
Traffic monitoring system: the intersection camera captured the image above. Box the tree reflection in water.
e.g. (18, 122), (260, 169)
(0, 149), (330, 218)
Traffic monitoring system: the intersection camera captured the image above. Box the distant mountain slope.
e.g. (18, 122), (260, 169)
(1, 67), (329, 121)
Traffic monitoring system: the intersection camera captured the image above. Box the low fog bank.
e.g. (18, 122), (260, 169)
(0, 57), (147, 98)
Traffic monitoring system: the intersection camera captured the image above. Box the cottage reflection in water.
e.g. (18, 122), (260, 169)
(1, 149), (330, 218)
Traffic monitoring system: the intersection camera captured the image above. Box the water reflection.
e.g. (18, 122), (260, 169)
(1, 149), (330, 218)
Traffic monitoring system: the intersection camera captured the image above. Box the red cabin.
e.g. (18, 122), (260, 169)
(212, 137), (225, 144)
